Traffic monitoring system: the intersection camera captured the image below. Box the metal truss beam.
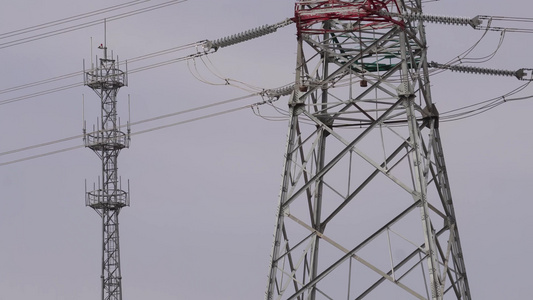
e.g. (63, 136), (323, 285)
(266, 1), (471, 299)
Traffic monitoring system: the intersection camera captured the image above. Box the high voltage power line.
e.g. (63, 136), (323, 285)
(0, 0), (187, 49)
(2, 1), (533, 102)
(0, 42), (201, 104)
(0, 44), (264, 105)
(2, 2), (533, 166)
(3, 2), (533, 299)
(2, 4), (533, 106)
(0, 0), (148, 39)
(0, 12), (297, 167)
(0, 16), (292, 105)
(0, 93), (262, 166)
(2, 82), (531, 167)
(0, 34), (502, 105)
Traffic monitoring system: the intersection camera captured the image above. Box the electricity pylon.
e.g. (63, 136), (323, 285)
(266, 1), (470, 299)
(84, 45), (130, 300)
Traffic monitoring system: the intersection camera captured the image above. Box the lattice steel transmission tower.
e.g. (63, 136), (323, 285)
(84, 44), (130, 300)
(266, 1), (470, 299)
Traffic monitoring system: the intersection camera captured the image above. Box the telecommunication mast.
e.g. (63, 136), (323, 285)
(84, 43), (130, 300)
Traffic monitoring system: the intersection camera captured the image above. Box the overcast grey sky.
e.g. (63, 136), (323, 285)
(0, 0), (532, 299)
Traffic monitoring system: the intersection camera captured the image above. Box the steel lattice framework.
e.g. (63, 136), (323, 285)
(84, 47), (130, 300)
(266, 1), (471, 299)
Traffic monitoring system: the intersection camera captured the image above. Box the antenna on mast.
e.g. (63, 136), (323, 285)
(90, 37), (93, 68)
(104, 19), (107, 59)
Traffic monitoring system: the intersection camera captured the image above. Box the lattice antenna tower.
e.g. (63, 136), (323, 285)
(83, 33), (130, 300)
(266, 1), (470, 299)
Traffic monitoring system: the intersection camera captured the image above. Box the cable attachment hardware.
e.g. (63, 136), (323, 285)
(262, 84), (295, 100)
(429, 61), (532, 81)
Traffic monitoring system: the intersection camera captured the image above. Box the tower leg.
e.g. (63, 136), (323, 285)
(266, 2), (470, 299)
(101, 209), (123, 300)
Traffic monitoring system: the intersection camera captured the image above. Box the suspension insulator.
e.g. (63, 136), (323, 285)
(429, 61), (530, 80)
(263, 84), (295, 99)
(206, 19), (293, 50)
(380, 11), (482, 28)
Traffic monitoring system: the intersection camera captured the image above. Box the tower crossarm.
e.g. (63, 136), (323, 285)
(293, 0), (404, 35)
(429, 61), (532, 81)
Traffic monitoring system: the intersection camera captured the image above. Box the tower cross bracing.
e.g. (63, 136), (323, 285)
(266, 1), (471, 299)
